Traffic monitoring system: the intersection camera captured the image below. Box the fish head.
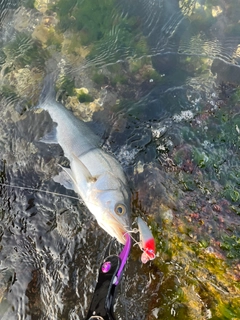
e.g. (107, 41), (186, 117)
(87, 183), (131, 244)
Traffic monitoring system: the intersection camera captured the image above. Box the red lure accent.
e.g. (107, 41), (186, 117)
(137, 217), (156, 263)
(143, 238), (156, 259)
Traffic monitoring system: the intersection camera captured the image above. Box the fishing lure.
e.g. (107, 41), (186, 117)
(137, 217), (156, 264)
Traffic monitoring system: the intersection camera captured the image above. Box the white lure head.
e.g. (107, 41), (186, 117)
(137, 217), (156, 263)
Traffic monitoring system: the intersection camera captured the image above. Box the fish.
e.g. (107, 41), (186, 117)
(38, 76), (131, 244)
(137, 217), (156, 263)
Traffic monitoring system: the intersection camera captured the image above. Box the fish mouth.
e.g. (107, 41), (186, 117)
(110, 213), (131, 244)
(114, 225), (129, 244)
(99, 214), (130, 244)
(107, 221), (128, 244)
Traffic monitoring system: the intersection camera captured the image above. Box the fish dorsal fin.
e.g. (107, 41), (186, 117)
(71, 153), (98, 183)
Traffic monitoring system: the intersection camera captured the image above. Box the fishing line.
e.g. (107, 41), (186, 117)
(123, 225), (156, 260)
(0, 183), (80, 200)
(0, 184), (148, 254)
(122, 226), (142, 247)
(123, 228), (155, 260)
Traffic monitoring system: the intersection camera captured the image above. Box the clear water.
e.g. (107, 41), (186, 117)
(0, 0), (240, 319)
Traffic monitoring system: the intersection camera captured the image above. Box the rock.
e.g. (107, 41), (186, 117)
(32, 24), (49, 45)
(212, 6), (223, 17)
(14, 7), (42, 34)
(74, 87), (89, 95)
(5, 67), (43, 104)
(34, 0), (52, 13)
(160, 209), (174, 223)
(65, 96), (103, 122)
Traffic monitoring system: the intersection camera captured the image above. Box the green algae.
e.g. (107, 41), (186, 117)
(57, 76), (75, 97)
(180, 0), (217, 32)
(54, 0), (116, 40)
(77, 92), (94, 103)
(147, 225), (240, 319)
(22, 0), (35, 9)
(129, 56), (151, 73)
(3, 32), (47, 69)
(0, 85), (18, 100)
(180, 56), (211, 75)
(178, 172), (196, 192)
(216, 302), (240, 319)
(143, 82), (240, 318)
(230, 204), (240, 215)
(51, 0), (148, 62)
(231, 87), (240, 103)
(223, 184), (240, 202)
(142, 68), (163, 83)
(88, 16), (147, 61)
(171, 93), (240, 206)
(111, 74), (128, 86)
(0, 50), (6, 67)
(92, 72), (108, 86)
(51, 0), (117, 43)
(0, 0), (152, 108)
(220, 235), (240, 259)
(45, 28), (63, 50)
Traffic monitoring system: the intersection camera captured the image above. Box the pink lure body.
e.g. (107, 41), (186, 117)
(137, 217), (156, 263)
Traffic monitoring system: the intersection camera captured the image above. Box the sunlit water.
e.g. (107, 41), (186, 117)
(0, 0), (240, 319)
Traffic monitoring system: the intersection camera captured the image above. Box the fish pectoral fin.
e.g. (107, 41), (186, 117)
(71, 152), (98, 183)
(58, 164), (77, 184)
(39, 125), (58, 144)
(53, 167), (75, 191)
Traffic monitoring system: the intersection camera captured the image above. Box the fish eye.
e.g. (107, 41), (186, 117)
(114, 204), (126, 216)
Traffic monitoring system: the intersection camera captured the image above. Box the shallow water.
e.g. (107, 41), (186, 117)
(0, 0), (240, 319)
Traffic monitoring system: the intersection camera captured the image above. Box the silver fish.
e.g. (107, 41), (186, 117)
(39, 83), (131, 244)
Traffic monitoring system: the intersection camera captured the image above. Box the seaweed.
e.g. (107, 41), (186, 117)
(57, 76), (75, 97)
(52, 0), (116, 41)
(3, 32), (47, 69)
(77, 92), (94, 103)
(92, 72), (108, 86)
(220, 234), (240, 259)
(22, 0), (35, 9)
(52, 0), (147, 62)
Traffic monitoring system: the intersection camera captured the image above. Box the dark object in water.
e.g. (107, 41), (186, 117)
(85, 234), (131, 320)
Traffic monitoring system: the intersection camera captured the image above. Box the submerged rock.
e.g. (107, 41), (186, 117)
(65, 95), (103, 122)
(5, 67), (43, 104)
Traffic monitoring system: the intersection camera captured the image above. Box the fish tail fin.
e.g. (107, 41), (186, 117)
(39, 71), (58, 105)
